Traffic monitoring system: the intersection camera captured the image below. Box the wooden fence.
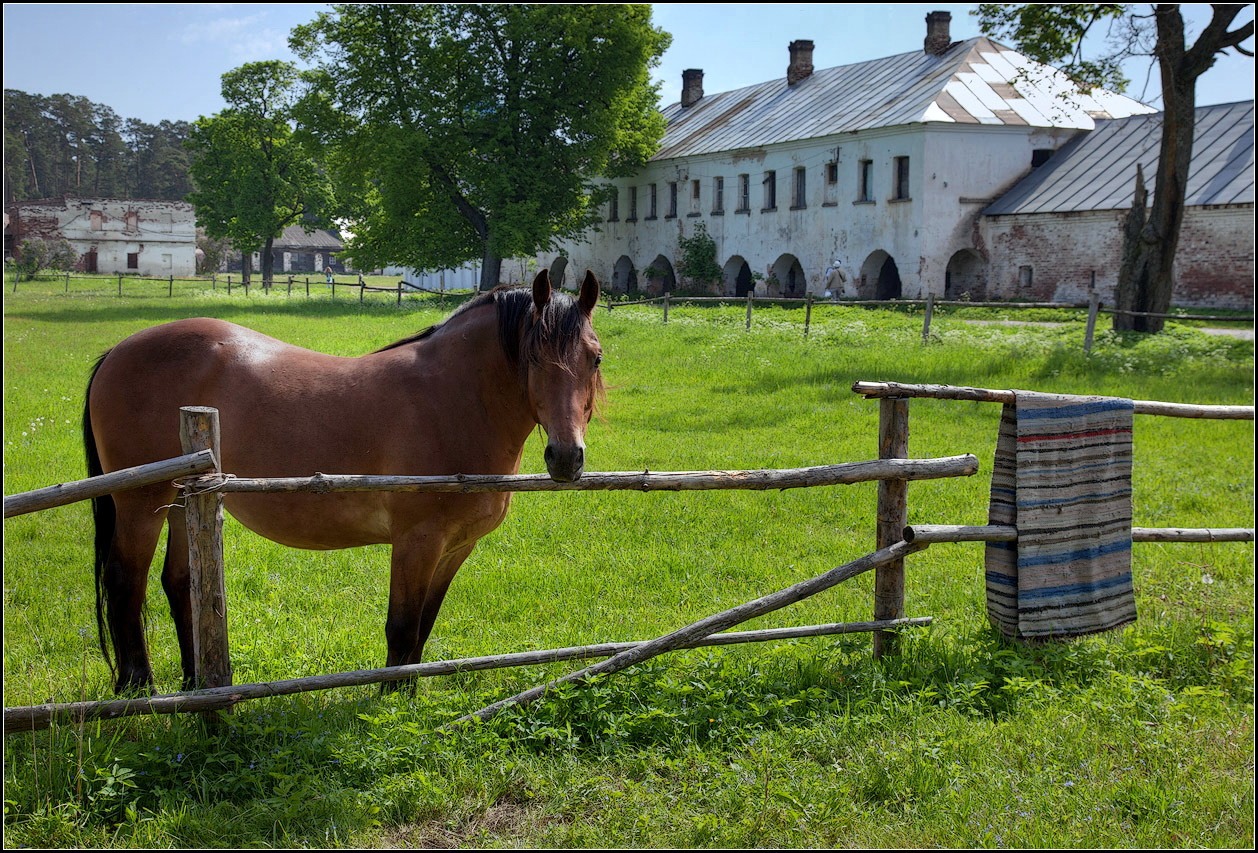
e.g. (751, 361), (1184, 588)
(3, 382), (1253, 733)
(606, 291), (1253, 350)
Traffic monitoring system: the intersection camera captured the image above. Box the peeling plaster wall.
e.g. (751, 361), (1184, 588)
(8, 197), (197, 277)
(542, 123), (1066, 299)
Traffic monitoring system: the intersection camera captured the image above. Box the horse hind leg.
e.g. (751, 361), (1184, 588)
(100, 488), (171, 694)
(161, 507), (198, 690)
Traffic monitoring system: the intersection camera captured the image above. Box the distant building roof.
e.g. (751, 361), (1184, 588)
(654, 36), (1155, 162)
(274, 225), (344, 251)
(984, 100), (1255, 215)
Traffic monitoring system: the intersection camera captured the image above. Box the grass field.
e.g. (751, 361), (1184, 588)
(3, 279), (1254, 848)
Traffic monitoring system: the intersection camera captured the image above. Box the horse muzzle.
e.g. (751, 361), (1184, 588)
(544, 442), (585, 482)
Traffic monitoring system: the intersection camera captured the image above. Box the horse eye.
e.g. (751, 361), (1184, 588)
(594, 354), (603, 369)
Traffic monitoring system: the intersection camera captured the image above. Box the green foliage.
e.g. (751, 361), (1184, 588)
(2, 291), (1253, 848)
(675, 222), (722, 292)
(289, 4), (670, 280)
(12, 237), (77, 280)
(4, 88), (194, 203)
(185, 61), (335, 281)
(974, 4), (1136, 93)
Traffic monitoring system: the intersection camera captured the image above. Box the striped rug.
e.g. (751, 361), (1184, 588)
(984, 391), (1137, 640)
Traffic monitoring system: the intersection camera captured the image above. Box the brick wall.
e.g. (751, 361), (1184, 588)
(983, 205), (1254, 310)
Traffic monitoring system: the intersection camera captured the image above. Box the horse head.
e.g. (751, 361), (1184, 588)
(525, 268), (602, 482)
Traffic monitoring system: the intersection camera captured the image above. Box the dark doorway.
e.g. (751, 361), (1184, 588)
(735, 262), (753, 297)
(876, 256), (902, 300)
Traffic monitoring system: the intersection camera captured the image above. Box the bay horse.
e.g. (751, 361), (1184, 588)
(83, 269), (603, 694)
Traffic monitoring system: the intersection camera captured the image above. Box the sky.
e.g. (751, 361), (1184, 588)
(2, 3), (1254, 126)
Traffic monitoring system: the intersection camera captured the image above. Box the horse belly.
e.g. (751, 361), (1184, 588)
(223, 492), (394, 550)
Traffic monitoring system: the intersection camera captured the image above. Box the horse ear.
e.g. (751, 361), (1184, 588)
(578, 270), (599, 316)
(532, 269), (552, 310)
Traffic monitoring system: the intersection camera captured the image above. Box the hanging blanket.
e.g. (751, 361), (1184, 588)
(984, 391), (1137, 640)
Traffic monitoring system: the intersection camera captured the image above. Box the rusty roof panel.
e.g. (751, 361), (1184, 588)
(654, 37), (1154, 162)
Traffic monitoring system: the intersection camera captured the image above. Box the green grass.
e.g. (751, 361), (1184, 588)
(3, 285), (1254, 848)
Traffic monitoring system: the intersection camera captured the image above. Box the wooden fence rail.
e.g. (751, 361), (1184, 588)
(5, 373), (1252, 732)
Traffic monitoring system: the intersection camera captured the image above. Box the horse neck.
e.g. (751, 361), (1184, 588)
(393, 302), (537, 470)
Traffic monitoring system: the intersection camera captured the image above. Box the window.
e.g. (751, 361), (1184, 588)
(792, 166), (806, 209)
(737, 174), (750, 213)
(667, 182), (678, 218)
(762, 170), (776, 211)
(90, 210), (104, 231)
(893, 156), (910, 200)
(824, 161), (839, 205)
(857, 159), (873, 202)
(1019, 265), (1033, 288)
(127, 252), (139, 269)
(648, 184), (658, 219)
(1032, 148), (1053, 167)
(689, 179), (701, 215)
(628, 186), (638, 221)
(712, 176), (724, 214)
(124, 211), (139, 231)
(608, 187), (619, 221)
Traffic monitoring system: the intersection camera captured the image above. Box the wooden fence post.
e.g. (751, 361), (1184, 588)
(168, 275), (174, 297)
(804, 292), (813, 337)
(746, 292), (754, 331)
(873, 397), (909, 659)
(1084, 292), (1101, 354)
(178, 407), (232, 696)
(663, 292), (670, 324)
(65, 272), (70, 293)
(118, 275), (123, 297)
(921, 293), (935, 344)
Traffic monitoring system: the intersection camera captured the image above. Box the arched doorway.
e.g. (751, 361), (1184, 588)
(944, 249), (987, 300)
(859, 251), (901, 300)
(723, 256), (754, 296)
(643, 255), (677, 295)
(769, 255), (806, 297)
(612, 255), (637, 295)
(549, 256), (570, 289)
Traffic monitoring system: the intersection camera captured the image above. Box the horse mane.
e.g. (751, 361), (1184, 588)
(374, 285), (592, 371)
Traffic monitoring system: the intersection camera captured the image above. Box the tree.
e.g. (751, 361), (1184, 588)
(13, 237), (76, 281)
(186, 61), (334, 285)
(290, 4), (670, 291)
(977, 4), (1253, 332)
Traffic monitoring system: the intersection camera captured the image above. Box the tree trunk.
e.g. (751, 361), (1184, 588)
(479, 250), (502, 292)
(1111, 4), (1250, 333)
(261, 236), (276, 288)
(241, 250), (251, 286)
(1113, 165), (1152, 331)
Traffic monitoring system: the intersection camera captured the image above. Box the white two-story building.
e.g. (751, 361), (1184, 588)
(542, 11), (1167, 302)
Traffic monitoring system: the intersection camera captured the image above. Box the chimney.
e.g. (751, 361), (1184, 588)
(924, 10), (952, 56)
(681, 68), (704, 108)
(787, 39), (814, 86)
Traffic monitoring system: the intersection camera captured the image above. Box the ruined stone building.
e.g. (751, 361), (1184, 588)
(541, 11), (1254, 310)
(5, 196), (197, 277)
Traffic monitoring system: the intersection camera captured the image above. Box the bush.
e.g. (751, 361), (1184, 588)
(14, 237), (77, 281)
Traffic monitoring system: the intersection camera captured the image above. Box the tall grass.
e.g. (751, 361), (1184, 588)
(3, 286), (1253, 848)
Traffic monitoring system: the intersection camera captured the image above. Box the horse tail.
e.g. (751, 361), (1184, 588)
(84, 349), (117, 680)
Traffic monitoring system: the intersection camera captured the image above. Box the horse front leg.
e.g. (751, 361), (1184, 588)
(382, 535), (473, 694)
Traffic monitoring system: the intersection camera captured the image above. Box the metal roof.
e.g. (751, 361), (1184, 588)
(654, 37), (1156, 161)
(274, 225), (344, 251)
(983, 100), (1255, 215)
